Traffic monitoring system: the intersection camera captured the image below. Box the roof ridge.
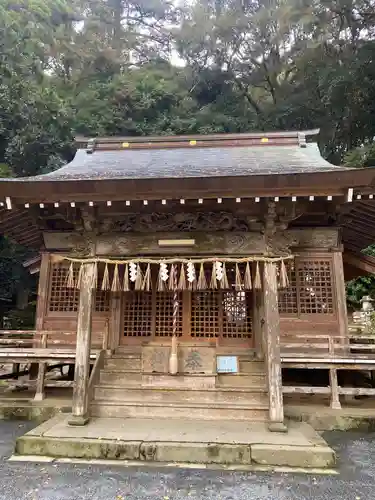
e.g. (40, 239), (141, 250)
(77, 129), (320, 153)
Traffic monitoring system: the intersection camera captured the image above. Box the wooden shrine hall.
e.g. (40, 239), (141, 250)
(1, 130), (375, 431)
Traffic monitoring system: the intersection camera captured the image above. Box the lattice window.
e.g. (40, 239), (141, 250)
(123, 292), (152, 337)
(95, 290), (110, 313)
(222, 291), (252, 340)
(191, 291), (220, 338)
(155, 292), (183, 337)
(298, 260), (334, 314)
(48, 262), (110, 314)
(278, 258), (335, 316)
(49, 263), (79, 312)
(278, 261), (298, 315)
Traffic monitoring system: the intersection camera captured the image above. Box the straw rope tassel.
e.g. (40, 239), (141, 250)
(177, 263), (186, 290)
(111, 264), (121, 292)
(66, 262), (75, 288)
(221, 263), (229, 289)
(235, 263), (242, 291)
(210, 262), (217, 289)
(91, 262), (98, 290)
(135, 264), (144, 291)
(101, 263), (110, 290)
(197, 263), (207, 290)
(123, 263), (130, 292)
(76, 263), (84, 290)
(244, 262), (252, 290)
(254, 262), (262, 289)
(142, 263), (151, 291)
(168, 264), (176, 290)
(280, 259), (289, 288)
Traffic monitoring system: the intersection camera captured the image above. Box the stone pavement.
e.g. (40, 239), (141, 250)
(2, 421), (375, 499)
(15, 414), (335, 468)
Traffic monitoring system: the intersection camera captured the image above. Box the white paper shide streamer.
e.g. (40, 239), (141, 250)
(187, 262), (196, 283)
(129, 261), (137, 282)
(160, 262), (169, 282)
(215, 261), (223, 281)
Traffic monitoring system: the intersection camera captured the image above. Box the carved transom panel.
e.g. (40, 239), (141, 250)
(101, 212), (259, 233)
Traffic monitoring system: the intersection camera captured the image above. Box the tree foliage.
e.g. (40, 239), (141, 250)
(0, 0), (375, 306)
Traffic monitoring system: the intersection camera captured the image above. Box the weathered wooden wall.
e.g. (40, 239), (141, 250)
(39, 255), (109, 346)
(39, 227), (345, 349)
(43, 227), (340, 256)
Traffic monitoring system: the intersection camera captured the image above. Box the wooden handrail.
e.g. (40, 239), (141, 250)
(88, 349), (105, 405)
(0, 330), (106, 347)
(281, 333), (375, 360)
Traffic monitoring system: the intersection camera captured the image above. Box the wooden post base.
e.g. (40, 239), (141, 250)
(329, 368), (342, 410)
(68, 415), (90, 426)
(268, 421), (288, 433)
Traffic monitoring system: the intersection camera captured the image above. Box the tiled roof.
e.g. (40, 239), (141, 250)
(21, 142), (344, 182)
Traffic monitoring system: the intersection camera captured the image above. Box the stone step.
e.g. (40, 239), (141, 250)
(90, 400), (268, 421)
(94, 385), (268, 405)
(217, 373), (266, 387)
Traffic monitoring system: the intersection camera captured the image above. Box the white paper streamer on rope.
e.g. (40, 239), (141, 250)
(215, 261), (223, 281)
(61, 255), (294, 292)
(160, 262), (169, 282)
(187, 261), (196, 282)
(129, 261), (137, 282)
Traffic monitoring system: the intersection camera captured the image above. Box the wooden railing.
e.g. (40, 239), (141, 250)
(88, 350), (106, 404)
(0, 325), (109, 350)
(0, 322), (109, 401)
(281, 333), (375, 409)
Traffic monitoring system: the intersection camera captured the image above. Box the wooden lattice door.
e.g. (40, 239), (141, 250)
(121, 288), (253, 346)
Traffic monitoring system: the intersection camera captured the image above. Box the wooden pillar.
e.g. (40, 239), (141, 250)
(329, 368), (342, 409)
(252, 286), (264, 359)
(68, 261), (95, 426)
(33, 253), (50, 400)
(333, 251), (348, 338)
(109, 293), (121, 351)
(263, 262), (287, 432)
(34, 333), (47, 401)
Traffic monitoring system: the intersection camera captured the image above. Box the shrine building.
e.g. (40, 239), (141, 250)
(0, 130), (374, 430)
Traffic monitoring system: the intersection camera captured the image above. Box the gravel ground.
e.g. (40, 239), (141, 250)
(1, 421), (375, 499)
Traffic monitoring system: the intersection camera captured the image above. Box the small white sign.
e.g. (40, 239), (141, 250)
(216, 356), (238, 373)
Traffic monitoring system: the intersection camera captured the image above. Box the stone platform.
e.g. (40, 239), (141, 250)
(15, 414), (335, 468)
